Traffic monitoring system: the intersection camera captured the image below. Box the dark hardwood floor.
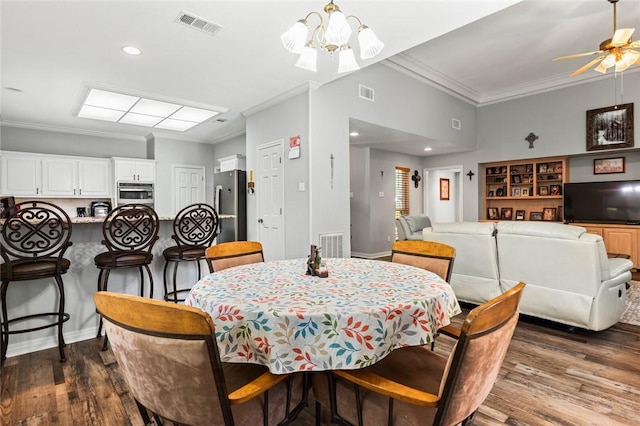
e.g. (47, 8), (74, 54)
(2, 311), (640, 425)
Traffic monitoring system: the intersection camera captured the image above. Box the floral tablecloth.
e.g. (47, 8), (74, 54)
(185, 257), (461, 374)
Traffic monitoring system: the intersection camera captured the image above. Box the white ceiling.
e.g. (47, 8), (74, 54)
(2, 1), (640, 157)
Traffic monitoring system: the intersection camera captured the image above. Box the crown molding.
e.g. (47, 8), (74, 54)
(385, 53), (640, 107)
(0, 119), (148, 142)
(242, 81), (322, 118)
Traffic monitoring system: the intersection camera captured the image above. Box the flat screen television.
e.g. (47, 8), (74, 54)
(564, 180), (640, 224)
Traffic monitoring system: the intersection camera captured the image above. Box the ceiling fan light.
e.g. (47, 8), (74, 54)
(281, 20), (308, 54)
(358, 26), (384, 59)
(337, 45), (360, 74)
(615, 60), (631, 72)
(594, 62), (609, 74)
(325, 10), (352, 46)
(621, 51), (640, 66)
(602, 53), (617, 68)
(295, 42), (318, 72)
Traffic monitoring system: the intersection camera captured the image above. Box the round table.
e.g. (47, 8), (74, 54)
(185, 257), (461, 374)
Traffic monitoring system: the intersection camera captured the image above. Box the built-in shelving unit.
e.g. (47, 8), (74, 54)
(482, 156), (569, 221)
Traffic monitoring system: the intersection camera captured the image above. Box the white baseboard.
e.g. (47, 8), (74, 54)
(5, 327), (99, 359)
(351, 251), (391, 259)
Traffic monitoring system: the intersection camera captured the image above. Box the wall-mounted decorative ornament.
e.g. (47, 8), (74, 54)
(330, 154), (335, 188)
(411, 170), (421, 188)
(525, 132), (539, 149)
(466, 170), (475, 181)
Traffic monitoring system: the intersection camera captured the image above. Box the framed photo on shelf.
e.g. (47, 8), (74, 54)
(487, 207), (499, 220)
(543, 207), (557, 221)
(439, 178), (450, 200)
(530, 211), (543, 221)
(515, 210), (525, 221)
(512, 175), (521, 184)
(539, 163), (548, 173)
(593, 157), (625, 174)
(512, 187), (520, 196)
(521, 187), (530, 196)
(501, 207), (513, 220)
(539, 186), (549, 196)
(586, 103), (634, 151)
(488, 190), (495, 197)
(550, 185), (561, 196)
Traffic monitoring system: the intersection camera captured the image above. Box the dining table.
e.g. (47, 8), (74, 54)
(184, 257), (461, 374)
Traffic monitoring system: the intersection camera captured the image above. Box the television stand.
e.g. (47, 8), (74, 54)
(569, 223), (638, 269)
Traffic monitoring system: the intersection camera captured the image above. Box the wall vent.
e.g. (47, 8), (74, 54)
(319, 233), (345, 258)
(359, 85), (375, 102)
(175, 11), (223, 37)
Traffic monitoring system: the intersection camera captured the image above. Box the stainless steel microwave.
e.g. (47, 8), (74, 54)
(117, 182), (154, 206)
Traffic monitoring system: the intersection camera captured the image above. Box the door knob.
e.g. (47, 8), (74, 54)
(258, 218), (264, 224)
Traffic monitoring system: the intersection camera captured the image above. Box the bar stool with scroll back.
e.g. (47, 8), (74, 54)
(162, 203), (219, 303)
(94, 203), (159, 347)
(0, 201), (72, 366)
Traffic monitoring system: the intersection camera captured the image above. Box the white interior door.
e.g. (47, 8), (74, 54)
(172, 165), (205, 214)
(257, 141), (284, 260)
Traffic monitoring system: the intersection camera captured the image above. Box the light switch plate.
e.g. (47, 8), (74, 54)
(379, 191), (384, 197)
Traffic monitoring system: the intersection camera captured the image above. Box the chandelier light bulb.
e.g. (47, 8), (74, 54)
(357, 26), (384, 59)
(337, 45), (360, 74)
(325, 9), (352, 46)
(281, 20), (308, 54)
(295, 42), (318, 72)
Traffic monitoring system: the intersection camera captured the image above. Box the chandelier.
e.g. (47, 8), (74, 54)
(280, 1), (384, 73)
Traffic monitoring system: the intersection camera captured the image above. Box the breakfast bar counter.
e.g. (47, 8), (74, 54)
(2, 214), (232, 359)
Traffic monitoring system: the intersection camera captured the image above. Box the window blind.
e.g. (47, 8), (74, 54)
(395, 167), (410, 218)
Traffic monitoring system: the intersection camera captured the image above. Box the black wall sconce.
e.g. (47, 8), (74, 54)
(411, 170), (422, 188)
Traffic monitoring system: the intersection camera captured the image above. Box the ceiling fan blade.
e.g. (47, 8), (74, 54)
(553, 50), (603, 61)
(611, 28), (635, 46)
(570, 55), (606, 77)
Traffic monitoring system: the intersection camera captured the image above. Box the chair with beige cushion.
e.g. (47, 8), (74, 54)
(391, 240), (455, 283)
(312, 282), (525, 426)
(206, 240), (264, 273)
(94, 291), (301, 426)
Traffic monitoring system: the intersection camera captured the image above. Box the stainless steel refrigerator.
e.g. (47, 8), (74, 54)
(214, 170), (247, 243)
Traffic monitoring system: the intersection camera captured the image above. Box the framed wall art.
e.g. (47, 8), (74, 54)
(593, 157), (625, 174)
(586, 103), (634, 151)
(440, 178), (450, 200)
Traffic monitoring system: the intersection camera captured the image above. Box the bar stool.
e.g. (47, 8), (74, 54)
(94, 203), (159, 346)
(162, 203), (219, 303)
(0, 201), (72, 366)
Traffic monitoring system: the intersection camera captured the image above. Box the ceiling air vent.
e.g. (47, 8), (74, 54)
(359, 84), (374, 102)
(175, 11), (223, 37)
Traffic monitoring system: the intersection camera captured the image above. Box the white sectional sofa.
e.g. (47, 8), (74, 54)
(422, 221), (632, 331)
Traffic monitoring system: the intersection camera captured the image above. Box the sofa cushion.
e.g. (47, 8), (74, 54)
(431, 221), (496, 236)
(405, 215), (431, 234)
(496, 221), (586, 240)
(396, 217), (412, 240)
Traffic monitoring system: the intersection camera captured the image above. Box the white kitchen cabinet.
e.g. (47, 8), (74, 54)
(1, 153), (42, 196)
(42, 157), (112, 197)
(1, 151), (112, 198)
(114, 159), (156, 182)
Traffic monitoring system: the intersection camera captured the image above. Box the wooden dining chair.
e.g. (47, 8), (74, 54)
(205, 240), (264, 273)
(312, 282), (526, 426)
(391, 240), (456, 283)
(94, 291), (301, 426)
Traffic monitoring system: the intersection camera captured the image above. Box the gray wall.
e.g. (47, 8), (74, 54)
(245, 91), (310, 259)
(1, 126), (148, 158)
(423, 71), (640, 220)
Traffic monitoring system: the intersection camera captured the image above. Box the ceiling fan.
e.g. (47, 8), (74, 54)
(553, 0), (640, 76)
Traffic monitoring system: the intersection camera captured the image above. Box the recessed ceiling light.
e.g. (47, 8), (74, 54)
(122, 46), (141, 55)
(349, 131), (359, 137)
(424, 147), (432, 151)
(76, 87), (226, 132)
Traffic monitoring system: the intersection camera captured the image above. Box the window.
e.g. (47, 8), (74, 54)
(395, 167), (410, 218)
